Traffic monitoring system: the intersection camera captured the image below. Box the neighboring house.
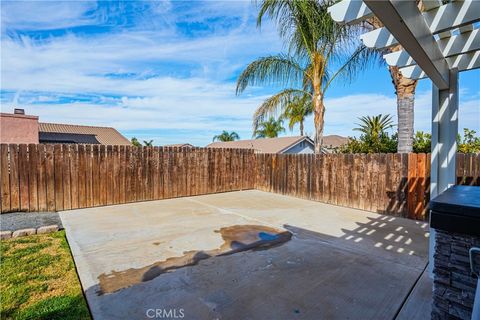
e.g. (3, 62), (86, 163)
(322, 135), (349, 153)
(207, 135), (348, 154)
(207, 136), (313, 154)
(0, 109), (130, 145)
(39, 123), (130, 145)
(0, 110), (39, 144)
(163, 143), (194, 148)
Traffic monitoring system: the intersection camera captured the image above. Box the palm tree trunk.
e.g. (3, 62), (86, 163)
(300, 120), (304, 136)
(389, 66), (417, 153)
(313, 93), (325, 153)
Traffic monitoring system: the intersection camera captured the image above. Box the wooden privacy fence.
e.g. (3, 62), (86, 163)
(255, 153), (480, 220)
(0, 144), (255, 213)
(0, 143), (479, 220)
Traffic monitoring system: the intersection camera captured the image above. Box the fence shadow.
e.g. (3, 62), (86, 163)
(285, 214), (429, 262)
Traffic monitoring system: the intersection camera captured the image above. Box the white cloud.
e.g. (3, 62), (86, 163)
(0, 0), (287, 146)
(2, 1), (478, 147)
(3, 89), (477, 146)
(315, 90), (479, 138)
(1, 1), (98, 31)
(1, 21), (281, 95)
(1, 89), (265, 147)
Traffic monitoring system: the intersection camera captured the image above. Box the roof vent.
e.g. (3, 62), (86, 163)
(14, 108), (25, 115)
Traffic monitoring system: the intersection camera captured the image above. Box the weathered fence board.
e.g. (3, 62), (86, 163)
(1, 144), (479, 220)
(37, 144), (47, 211)
(9, 144), (19, 212)
(1, 145), (10, 211)
(0, 145), (254, 213)
(19, 145), (29, 211)
(255, 152), (479, 220)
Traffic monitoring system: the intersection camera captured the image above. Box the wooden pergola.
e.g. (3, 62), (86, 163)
(328, 0), (480, 275)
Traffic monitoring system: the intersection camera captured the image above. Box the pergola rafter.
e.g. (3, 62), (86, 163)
(400, 51), (480, 80)
(364, 0), (451, 89)
(329, 0), (480, 87)
(384, 28), (480, 68)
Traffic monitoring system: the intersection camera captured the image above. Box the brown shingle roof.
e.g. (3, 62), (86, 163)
(38, 122), (131, 145)
(163, 143), (194, 148)
(207, 135), (348, 153)
(207, 136), (313, 153)
(322, 135), (349, 148)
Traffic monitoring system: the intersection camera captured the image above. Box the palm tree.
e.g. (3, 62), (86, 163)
(143, 140), (154, 146)
(350, 114), (396, 153)
(237, 0), (374, 153)
(388, 57), (417, 153)
(212, 131), (240, 142)
(131, 137), (142, 147)
(281, 94), (312, 136)
(354, 114), (394, 140)
(366, 11), (421, 153)
(254, 117), (285, 138)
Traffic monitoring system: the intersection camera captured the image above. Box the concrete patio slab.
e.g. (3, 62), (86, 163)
(396, 268), (432, 320)
(61, 190), (430, 320)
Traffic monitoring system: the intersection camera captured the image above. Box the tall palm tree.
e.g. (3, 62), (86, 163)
(143, 140), (154, 146)
(388, 54), (417, 153)
(366, 12), (420, 153)
(254, 117), (285, 138)
(354, 114), (394, 140)
(212, 131), (240, 142)
(281, 94), (312, 136)
(237, 0), (374, 153)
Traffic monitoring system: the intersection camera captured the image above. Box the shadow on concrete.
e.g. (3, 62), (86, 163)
(79, 214), (430, 319)
(96, 225), (293, 295)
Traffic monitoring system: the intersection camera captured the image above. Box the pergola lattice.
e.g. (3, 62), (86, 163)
(328, 0), (480, 276)
(329, 0), (479, 87)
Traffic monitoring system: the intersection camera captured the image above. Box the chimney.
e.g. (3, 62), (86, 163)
(14, 108), (25, 115)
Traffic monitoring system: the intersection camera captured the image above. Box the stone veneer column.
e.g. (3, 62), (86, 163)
(432, 230), (480, 319)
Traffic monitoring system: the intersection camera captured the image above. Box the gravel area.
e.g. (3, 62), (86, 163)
(0, 212), (62, 232)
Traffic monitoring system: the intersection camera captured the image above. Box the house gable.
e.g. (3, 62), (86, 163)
(281, 138), (315, 154)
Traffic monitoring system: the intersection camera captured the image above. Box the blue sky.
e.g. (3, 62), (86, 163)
(1, 1), (479, 146)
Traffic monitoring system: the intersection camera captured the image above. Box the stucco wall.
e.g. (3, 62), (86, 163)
(0, 113), (39, 144)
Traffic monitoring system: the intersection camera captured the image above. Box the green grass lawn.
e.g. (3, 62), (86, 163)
(0, 231), (91, 320)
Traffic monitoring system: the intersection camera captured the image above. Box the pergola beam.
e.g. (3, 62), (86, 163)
(384, 28), (480, 68)
(327, 0), (373, 25)
(424, 0), (480, 34)
(360, 1), (480, 50)
(422, 0), (443, 12)
(363, 0), (450, 89)
(360, 27), (398, 49)
(328, 0), (446, 26)
(399, 51), (480, 80)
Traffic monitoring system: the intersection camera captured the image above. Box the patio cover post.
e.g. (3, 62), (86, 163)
(429, 68), (459, 275)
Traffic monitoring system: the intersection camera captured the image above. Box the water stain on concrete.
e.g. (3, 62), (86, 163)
(97, 225), (292, 295)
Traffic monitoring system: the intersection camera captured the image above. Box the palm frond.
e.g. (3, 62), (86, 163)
(353, 114), (395, 138)
(252, 88), (311, 132)
(325, 45), (381, 92)
(236, 54), (307, 95)
(282, 94), (312, 132)
(213, 130), (240, 142)
(253, 116), (286, 139)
